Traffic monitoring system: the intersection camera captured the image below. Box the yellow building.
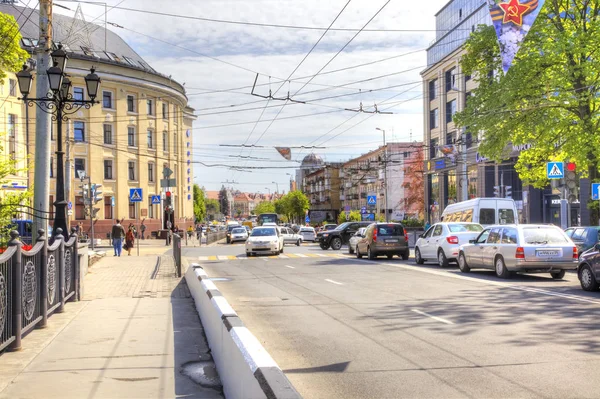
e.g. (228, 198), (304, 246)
(1, 5), (196, 238)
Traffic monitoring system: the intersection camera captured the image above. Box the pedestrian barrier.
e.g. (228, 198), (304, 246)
(172, 234), (182, 277)
(185, 263), (301, 399)
(206, 231), (227, 245)
(0, 228), (79, 353)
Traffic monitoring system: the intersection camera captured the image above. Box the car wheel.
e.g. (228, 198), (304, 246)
(415, 247), (424, 265)
(458, 252), (470, 273)
(495, 256), (510, 279)
(368, 246), (376, 260)
(401, 251), (409, 261)
(320, 242), (330, 250)
(550, 270), (566, 280)
(356, 246), (363, 259)
(579, 265), (599, 291)
(280, 245), (284, 254)
(330, 237), (342, 250)
(348, 245), (354, 255)
(437, 249), (449, 267)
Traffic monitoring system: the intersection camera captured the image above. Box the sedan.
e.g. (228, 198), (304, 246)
(230, 227), (248, 243)
(565, 226), (600, 257)
(348, 227), (367, 254)
(299, 227), (316, 242)
(415, 222), (483, 267)
(245, 227), (284, 257)
(577, 244), (600, 291)
(458, 224), (578, 279)
(280, 227), (303, 246)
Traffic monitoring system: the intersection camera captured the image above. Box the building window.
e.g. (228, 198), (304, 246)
(8, 114), (16, 159)
(429, 108), (439, 129)
(74, 158), (85, 177)
(147, 129), (154, 148)
(466, 131), (473, 149)
(104, 160), (113, 179)
(49, 195), (54, 220)
(446, 131), (455, 145)
(162, 102), (168, 119)
(127, 95), (136, 112)
(129, 202), (136, 219)
(128, 126), (136, 147)
(428, 79), (438, 100)
(465, 73), (472, 82)
(75, 196), (85, 220)
(73, 87), (84, 103)
(173, 104), (177, 123)
(148, 163), (154, 182)
(128, 161), (136, 181)
(430, 138), (438, 159)
(9, 79), (17, 96)
(50, 157), (54, 177)
(446, 99), (457, 123)
(74, 121), (85, 142)
(163, 131), (168, 152)
(445, 67), (457, 92)
(104, 196), (113, 219)
(102, 91), (113, 108)
(148, 197), (155, 219)
(174, 131), (178, 155)
(103, 124), (113, 144)
(147, 99), (154, 116)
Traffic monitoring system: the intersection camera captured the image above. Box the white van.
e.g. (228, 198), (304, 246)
(441, 198), (518, 226)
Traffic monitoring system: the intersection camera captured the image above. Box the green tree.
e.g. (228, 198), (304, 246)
(254, 201), (275, 215)
(284, 191), (309, 223)
(193, 184), (206, 222)
(0, 12), (29, 83)
(454, 2), (600, 188)
(205, 198), (220, 219)
(338, 210), (361, 224)
(218, 186), (229, 216)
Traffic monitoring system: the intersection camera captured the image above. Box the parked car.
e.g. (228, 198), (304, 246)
(280, 227), (303, 246)
(355, 223), (409, 260)
(577, 244), (600, 291)
(348, 227), (367, 254)
(457, 224), (577, 279)
(565, 226), (600, 257)
(319, 222), (372, 250)
(245, 226), (284, 257)
(230, 227), (249, 243)
(441, 198), (518, 226)
(415, 222), (484, 267)
(299, 226), (316, 242)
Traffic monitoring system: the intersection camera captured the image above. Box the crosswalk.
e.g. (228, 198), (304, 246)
(198, 252), (355, 261)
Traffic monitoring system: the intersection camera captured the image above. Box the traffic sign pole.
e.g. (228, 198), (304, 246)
(137, 201), (140, 257)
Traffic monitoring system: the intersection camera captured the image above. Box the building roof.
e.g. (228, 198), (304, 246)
(301, 153), (324, 168)
(205, 191), (220, 200)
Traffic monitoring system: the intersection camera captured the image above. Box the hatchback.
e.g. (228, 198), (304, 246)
(356, 223), (409, 260)
(415, 222), (483, 267)
(299, 227), (316, 242)
(458, 224), (577, 279)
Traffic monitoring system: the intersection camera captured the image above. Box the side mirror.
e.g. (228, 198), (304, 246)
(469, 239), (476, 244)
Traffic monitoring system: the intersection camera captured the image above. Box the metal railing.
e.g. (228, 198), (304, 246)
(172, 234), (182, 278)
(0, 228), (79, 353)
(206, 231), (227, 245)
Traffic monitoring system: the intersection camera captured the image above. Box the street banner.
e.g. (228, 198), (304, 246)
(488, 0), (546, 74)
(275, 147), (291, 160)
(438, 144), (458, 161)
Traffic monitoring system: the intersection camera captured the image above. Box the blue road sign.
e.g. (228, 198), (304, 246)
(547, 162), (564, 179)
(67, 201), (72, 210)
(593, 183), (600, 200)
(362, 213), (375, 221)
(129, 188), (143, 202)
(151, 195), (161, 205)
(360, 206), (367, 214)
(305, 215), (310, 223)
(367, 195), (377, 205)
(111, 196), (115, 207)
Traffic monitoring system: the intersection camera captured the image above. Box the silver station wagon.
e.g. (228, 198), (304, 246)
(458, 224), (578, 279)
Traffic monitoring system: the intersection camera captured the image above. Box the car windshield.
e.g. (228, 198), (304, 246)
(522, 227), (569, 244)
(227, 224), (240, 232)
(250, 228), (277, 237)
(324, 225), (337, 230)
(377, 225), (403, 236)
(448, 223), (483, 233)
(232, 228), (246, 234)
(334, 222), (350, 231)
(300, 228), (314, 232)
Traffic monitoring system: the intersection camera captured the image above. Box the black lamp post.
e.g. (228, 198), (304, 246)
(17, 45), (101, 240)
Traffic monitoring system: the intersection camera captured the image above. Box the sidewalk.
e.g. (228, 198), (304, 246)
(0, 253), (223, 399)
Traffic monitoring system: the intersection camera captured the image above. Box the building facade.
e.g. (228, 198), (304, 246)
(1, 5), (196, 237)
(303, 163), (342, 223)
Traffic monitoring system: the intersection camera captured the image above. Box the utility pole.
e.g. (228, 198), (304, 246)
(65, 120), (71, 226)
(377, 128), (389, 222)
(33, 0), (53, 240)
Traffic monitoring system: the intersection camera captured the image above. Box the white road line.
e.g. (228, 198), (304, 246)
(412, 309), (454, 325)
(278, 254), (289, 259)
(285, 265), (295, 269)
(198, 256), (208, 261)
(325, 279), (343, 285)
(294, 253), (309, 258)
(217, 255), (229, 260)
(315, 253), (329, 257)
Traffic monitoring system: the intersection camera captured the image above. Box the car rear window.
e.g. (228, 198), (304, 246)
(522, 227), (569, 244)
(300, 228), (314, 232)
(232, 228), (246, 233)
(448, 223), (483, 233)
(377, 225), (404, 236)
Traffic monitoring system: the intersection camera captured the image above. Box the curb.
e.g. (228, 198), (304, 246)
(184, 259), (301, 399)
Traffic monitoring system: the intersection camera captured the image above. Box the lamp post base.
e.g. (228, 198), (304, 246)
(52, 199), (68, 240)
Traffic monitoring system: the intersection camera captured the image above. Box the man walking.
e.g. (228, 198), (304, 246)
(140, 219), (146, 240)
(111, 219), (126, 257)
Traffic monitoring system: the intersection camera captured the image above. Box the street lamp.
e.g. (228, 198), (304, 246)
(265, 187), (271, 196)
(17, 45), (101, 240)
(272, 181), (279, 194)
(376, 128), (389, 222)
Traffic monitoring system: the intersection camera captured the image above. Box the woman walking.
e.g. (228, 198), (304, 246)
(125, 225), (135, 256)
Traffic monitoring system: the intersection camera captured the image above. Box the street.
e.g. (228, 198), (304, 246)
(184, 241), (600, 399)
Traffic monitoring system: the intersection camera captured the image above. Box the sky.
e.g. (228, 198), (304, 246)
(53, 0), (450, 193)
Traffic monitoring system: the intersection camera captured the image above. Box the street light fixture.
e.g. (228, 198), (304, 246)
(17, 47), (101, 240)
(265, 187), (271, 195)
(376, 128), (389, 222)
(272, 181), (279, 194)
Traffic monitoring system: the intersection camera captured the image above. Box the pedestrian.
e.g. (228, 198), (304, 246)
(166, 220), (172, 231)
(125, 225), (135, 256)
(111, 220), (126, 257)
(425, 221), (431, 231)
(140, 219), (146, 240)
(196, 224), (202, 241)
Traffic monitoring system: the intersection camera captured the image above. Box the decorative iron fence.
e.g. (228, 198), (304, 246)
(0, 228), (79, 353)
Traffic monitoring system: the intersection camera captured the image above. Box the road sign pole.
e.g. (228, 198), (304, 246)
(137, 201), (140, 257)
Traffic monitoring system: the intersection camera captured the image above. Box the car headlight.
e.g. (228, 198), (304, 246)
(322, 233), (329, 237)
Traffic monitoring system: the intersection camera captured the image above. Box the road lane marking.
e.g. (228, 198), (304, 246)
(198, 256), (208, 261)
(294, 253), (309, 258)
(277, 254), (289, 259)
(217, 255), (230, 260)
(315, 253), (329, 257)
(325, 279), (343, 285)
(285, 265), (295, 269)
(286, 254), (299, 258)
(305, 253), (320, 257)
(227, 255), (237, 260)
(412, 309), (454, 325)
(208, 256), (218, 261)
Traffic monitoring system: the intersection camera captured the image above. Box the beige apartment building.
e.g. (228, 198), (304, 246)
(304, 163), (342, 223)
(1, 5), (196, 238)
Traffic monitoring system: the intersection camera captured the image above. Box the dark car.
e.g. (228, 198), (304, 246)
(565, 226), (600, 256)
(319, 221), (372, 250)
(577, 243), (600, 291)
(316, 224), (338, 242)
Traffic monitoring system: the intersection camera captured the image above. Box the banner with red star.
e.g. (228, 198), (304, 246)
(488, 0), (546, 73)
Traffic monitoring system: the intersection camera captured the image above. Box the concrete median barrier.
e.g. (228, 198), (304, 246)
(185, 263), (301, 399)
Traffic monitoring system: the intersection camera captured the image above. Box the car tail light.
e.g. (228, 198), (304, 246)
(516, 247), (525, 259)
(446, 236), (459, 245)
(373, 228), (377, 242)
(403, 228), (408, 237)
(573, 246), (578, 259)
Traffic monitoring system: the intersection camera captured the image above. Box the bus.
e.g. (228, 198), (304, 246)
(257, 213), (278, 226)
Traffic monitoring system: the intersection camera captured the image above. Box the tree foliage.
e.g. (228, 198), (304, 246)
(401, 147), (424, 217)
(254, 200), (275, 215)
(0, 137), (29, 246)
(218, 186), (229, 216)
(338, 210), (361, 224)
(193, 185), (206, 222)
(0, 12), (29, 84)
(205, 198), (220, 219)
(454, 1), (600, 188)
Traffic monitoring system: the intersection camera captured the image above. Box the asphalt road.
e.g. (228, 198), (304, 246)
(183, 241), (600, 399)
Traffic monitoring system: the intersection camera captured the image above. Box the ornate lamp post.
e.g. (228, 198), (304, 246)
(16, 45), (101, 239)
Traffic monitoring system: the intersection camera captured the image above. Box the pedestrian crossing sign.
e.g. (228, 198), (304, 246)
(130, 188), (143, 202)
(151, 195), (161, 205)
(367, 195), (376, 205)
(546, 162), (564, 179)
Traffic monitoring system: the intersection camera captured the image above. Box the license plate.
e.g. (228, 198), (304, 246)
(536, 250), (560, 257)
(385, 239), (398, 243)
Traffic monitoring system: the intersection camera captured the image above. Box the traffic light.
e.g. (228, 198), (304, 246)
(493, 186), (500, 197)
(565, 162), (578, 202)
(505, 186), (512, 199)
(78, 183), (89, 198)
(91, 184), (103, 204)
(165, 191), (172, 207)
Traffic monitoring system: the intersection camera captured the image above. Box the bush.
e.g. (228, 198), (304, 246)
(401, 218), (425, 228)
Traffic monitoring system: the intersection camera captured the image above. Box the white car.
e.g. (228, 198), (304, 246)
(415, 222), (484, 267)
(230, 227), (249, 243)
(245, 226), (284, 257)
(280, 227), (303, 246)
(348, 227), (367, 254)
(299, 226), (316, 242)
